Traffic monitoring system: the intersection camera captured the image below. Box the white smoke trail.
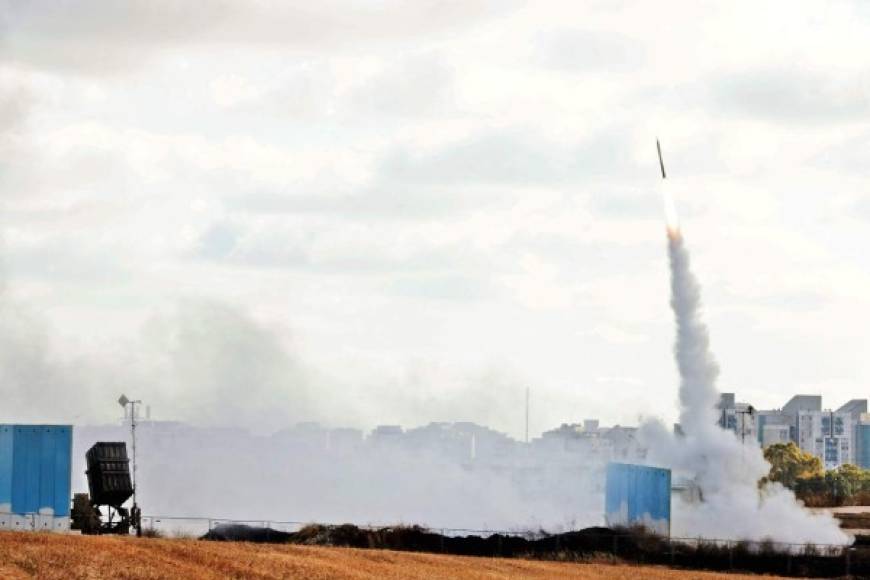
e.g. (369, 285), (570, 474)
(641, 187), (849, 545)
(667, 231), (720, 438)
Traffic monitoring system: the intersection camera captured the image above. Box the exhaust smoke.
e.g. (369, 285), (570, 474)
(641, 178), (849, 544)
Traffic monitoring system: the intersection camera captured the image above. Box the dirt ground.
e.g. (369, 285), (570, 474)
(0, 531), (789, 579)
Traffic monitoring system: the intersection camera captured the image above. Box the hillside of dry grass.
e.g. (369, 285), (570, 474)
(0, 531), (787, 580)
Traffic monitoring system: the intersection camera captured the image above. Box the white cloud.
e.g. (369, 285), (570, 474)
(2, 0), (870, 433)
(210, 74), (263, 109)
(1, 0), (507, 74)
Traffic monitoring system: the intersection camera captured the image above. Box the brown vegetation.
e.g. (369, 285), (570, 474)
(0, 531), (784, 580)
(202, 522), (864, 577)
(833, 511), (870, 530)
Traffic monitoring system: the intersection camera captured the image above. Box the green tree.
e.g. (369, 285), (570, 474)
(763, 442), (823, 488)
(827, 464), (869, 500)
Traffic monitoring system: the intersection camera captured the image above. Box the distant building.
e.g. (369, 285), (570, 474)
(536, 421), (643, 462)
(368, 425), (404, 447)
(856, 414), (870, 469)
(793, 400), (865, 469)
(756, 409), (792, 446)
(782, 395), (823, 416)
(401, 422), (515, 462)
(600, 426), (644, 461)
(838, 400), (868, 417)
(797, 410), (854, 469)
(745, 395), (868, 469)
(327, 428), (364, 453)
(760, 423), (790, 447)
(717, 393), (756, 443)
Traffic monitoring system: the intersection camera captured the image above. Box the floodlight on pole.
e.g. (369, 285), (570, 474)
(117, 393), (142, 536)
(736, 405), (755, 445)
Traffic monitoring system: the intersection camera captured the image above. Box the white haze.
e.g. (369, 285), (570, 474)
(71, 423), (606, 532)
(0, 294), (537, 438)
(4, 280), (612, 532)
(639, 205), (849, 545)
(0, 212), (856, 542)
(0, 183), (854, 541)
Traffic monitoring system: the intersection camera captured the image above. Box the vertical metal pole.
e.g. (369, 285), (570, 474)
(131, 401), (137, 508)
(131, 400), (141, 537)
(525, 387), (529, 444)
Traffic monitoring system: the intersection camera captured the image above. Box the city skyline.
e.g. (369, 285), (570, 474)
(107, 387), (870, 471)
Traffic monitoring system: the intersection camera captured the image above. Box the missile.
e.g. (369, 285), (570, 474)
(656, 138), (667, 179)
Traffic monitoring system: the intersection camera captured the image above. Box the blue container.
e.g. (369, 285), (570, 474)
(0, 425), (72, 517)
(0, 425), (13, 510)
(605, 462), (671, 536)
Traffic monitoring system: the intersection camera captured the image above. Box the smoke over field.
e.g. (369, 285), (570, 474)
(640, 186), (848, 545)
(4, 187), (857, 542)
(72, 422), (606, 532)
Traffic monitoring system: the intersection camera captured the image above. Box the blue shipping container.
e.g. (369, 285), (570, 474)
(0, 425), (72, 517)
(605, 462), (671, 536)
(0, 425), (13, 511)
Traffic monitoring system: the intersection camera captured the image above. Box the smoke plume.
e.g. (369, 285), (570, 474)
(641, 201), (849, 544)
(668, 230), (720, 438)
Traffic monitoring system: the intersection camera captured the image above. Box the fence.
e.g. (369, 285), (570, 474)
(138, 514), (867, 577)
(140, 515), (547, 539)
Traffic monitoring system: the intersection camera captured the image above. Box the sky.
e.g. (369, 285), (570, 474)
(1, 0), (870, 437)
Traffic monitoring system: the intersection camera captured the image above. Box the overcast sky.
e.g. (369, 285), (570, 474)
(2, 1), (870, 436)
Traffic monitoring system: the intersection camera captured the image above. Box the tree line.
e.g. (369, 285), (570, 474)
(763, 442), (870, 507)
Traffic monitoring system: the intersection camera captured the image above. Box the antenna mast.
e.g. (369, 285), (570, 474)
(525, 387), (530, 444)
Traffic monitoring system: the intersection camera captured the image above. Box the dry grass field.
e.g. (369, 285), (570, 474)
(0, 531), (787, 580)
